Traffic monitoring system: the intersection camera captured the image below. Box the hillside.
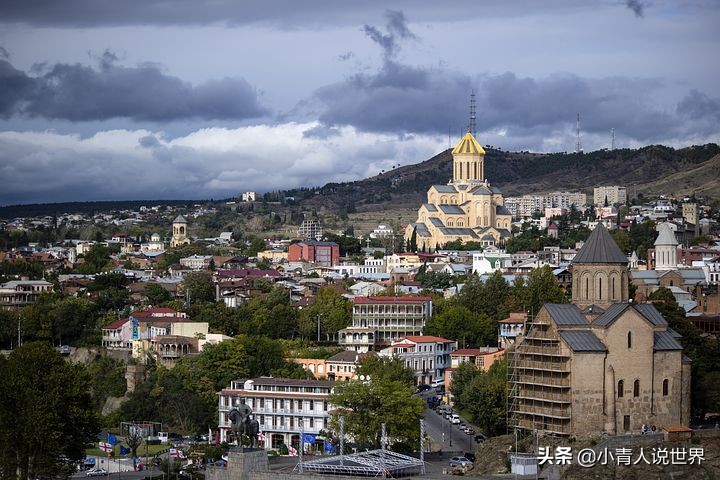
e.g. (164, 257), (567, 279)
(294, 143), (720, 214)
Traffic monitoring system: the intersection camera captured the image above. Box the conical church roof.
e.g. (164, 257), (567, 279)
(452, 132), (485, 155)
(654, 223), (678, 246)
(572, 223), (628, 264)
(173, 215), (188, 223)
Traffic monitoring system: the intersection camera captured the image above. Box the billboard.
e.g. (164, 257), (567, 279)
(501, 323), (523, 338)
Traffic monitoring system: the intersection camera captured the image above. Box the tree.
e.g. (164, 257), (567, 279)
(355, 356), (416, 387)
(462, 360), (507, 436)
(144, 283), (173, 306)
(423, 306), (496, 348)
(0, 343), (100, 480)
(182, 272), (215, 304)
(409, 228), (417, 253)
(298, 287), (351, 341)
(328, 376), (424, 450)
(78, 244), (113, 274)
(525, 266), (566, 314)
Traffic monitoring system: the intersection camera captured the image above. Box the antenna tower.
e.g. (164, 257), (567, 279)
(469, 91), (477, 136)
(611, 128), (616, 151)
(575, 113), (582, 153)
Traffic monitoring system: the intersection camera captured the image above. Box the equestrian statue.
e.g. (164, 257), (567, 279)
(227, 399), (261, 450)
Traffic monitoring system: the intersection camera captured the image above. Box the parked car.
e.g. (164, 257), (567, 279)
(451, 414), (461, 424)
(416, 384), (431, 392)
(463, 452), (476, 462)
(449, 456), (472, 467)
(86, 468), (108, 477)
(465, 428), (476, 435)
(473, 433), (487, 443)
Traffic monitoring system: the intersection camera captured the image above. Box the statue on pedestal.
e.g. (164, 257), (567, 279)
(228, 399), (261, 450)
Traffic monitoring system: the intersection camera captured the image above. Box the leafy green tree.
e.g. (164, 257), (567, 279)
(525, 266), (566, 314)
(611, 229), (631, 253)
(182, 272), (215, 304)
(144, 283), (173, 306)
(424, 306), (496, 348)
(328, 376), (424, 450)
(298, 287), (351, 341)
(648, 287), (699, 342)
(78, 244), (113, 274)
(449, 362), (483, 407)
(356, 356), (416, 387)
(458, 359), (508, 436)
(0, 343), (100, 480)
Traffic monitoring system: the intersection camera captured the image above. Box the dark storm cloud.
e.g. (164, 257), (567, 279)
(138, 135), (161, 148)
(0, 56), (267, 122)
(625, 0), (645, 18)
(677, 90), (720, 121)
(310, 58), (711, 144)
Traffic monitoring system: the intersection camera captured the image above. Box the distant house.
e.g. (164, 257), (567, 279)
(381, 335), (457, 386)
(288, 241), (340, 267)
(0, 279), (53, 310)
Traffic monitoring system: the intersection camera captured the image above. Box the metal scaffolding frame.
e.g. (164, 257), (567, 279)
(508, 312), (572, 437)
(294, 449), (424, 477)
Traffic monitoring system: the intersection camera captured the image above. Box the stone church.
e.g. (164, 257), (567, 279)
(404, 131), (512, 250)
(509, 224), (691, 438)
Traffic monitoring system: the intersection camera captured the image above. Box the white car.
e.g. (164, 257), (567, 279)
(451, 414), (461, 424)
(86, 468), (108, 477)
(449, 456), (472, 467)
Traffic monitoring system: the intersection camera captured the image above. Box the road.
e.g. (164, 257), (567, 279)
(417, 389), (476, 455)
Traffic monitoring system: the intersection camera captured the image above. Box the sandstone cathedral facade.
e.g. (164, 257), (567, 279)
(404, 131), (512, 250)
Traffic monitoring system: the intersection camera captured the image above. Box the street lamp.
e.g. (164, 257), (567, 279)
(317, 314), (321, 342)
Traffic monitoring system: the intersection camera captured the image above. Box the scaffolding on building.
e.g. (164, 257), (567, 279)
(508, 311), (572, 436)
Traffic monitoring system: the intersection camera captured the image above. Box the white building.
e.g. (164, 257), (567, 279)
(179, 254), (213, 270)
(0, 279), (53, 310)
(380, 335), (457, 386)
(472, 250), (512, 275)
(241, 192), (257, 202)
(370, 224), (394, 239)
(218, 377), (334, 450)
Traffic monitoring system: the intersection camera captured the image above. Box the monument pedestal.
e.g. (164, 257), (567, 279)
(206, 449), (268, 480)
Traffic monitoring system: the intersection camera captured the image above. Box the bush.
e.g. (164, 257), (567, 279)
(279, 443), (289, 455)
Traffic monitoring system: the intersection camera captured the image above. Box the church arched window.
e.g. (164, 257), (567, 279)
(627, 331), (632, 349)
(617, 380), (624, 398)
(633, 379), (640, 397)
(663, 379), (669, 396)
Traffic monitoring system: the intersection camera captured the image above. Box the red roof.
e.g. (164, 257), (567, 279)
(103, 318), (129, 329)
(402, 335), (454, 343)
(353, 296), (432, 304)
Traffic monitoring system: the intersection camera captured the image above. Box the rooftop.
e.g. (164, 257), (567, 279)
(572, 223), (628, 264)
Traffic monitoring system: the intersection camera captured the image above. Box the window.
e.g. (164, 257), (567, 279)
(634, 379), (640, 397)
(627, 331), (632, 349)
(663, 379), (669, 396)
(623, 415), (630, 431)
(618, 380), (624, 398)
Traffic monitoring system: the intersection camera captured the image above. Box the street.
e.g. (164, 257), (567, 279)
(417, 389), (475, 455)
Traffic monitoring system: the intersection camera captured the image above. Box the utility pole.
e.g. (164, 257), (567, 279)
(419, 419), (426, 474)
(316, 315), (321, 343)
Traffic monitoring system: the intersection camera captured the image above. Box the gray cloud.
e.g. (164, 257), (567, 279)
(363, 10), (416, 60)
(0, 47), (9, 60)
(0, 56), (267, 122)
(138, 135), (161, 148)
(625, 0), (645, 18)
(309, 57), (718, 145)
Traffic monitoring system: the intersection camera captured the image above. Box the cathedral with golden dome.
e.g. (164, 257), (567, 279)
(404, 130), (512, 250)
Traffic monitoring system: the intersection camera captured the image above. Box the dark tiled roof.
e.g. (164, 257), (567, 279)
(634, 304), (668, 326)
(433, 185), (457, 193)
(412, 223), (431, 237)
(654, 331), (683, 351)
(667, 328), (682, 338)
(496, 205), (512, 216)
(429, 217), (445, 227)
(423, 204), (438, 212)
(438, 204), (465, 214)
(545, 304), (588, 326)
(581, 304), (606, 315)
(469, 185), (492, 195)
(592, 303), (631, 327)
(560, 330), (607, 352)
(439, 227), (479, 238)
(572, 223), (628, 264)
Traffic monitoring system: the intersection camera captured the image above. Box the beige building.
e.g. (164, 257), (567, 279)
(170, 215), (191, 248)
(593, 185), (627, 206)
(509, 224), (690, 438)
(405, 131), (512, 250)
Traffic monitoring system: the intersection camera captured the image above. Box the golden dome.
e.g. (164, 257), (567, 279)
(452, 132), (485, 155)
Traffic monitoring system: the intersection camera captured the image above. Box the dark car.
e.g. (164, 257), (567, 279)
(464, 452), (476, 462)
(474, 433), (487, 443)
(416, 384), (431, 392)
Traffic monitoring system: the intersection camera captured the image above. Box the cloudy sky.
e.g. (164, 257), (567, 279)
(1, 0), (718, 205)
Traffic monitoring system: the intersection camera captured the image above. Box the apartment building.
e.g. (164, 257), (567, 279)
(338, 296), (433, 352)
(593, 185), (627, 206)
(217, 377), (334, 450)
(381, 335), (457, 386)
